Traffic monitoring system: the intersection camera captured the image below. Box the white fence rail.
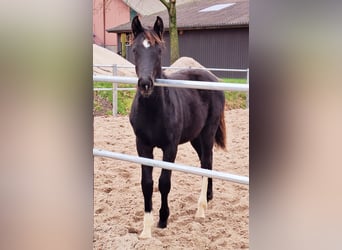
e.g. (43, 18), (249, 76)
(93, 75), (249, 92)
(93, 149), (249, 185)
(93, 65), (249, 116)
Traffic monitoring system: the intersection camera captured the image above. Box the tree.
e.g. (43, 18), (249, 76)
(160, 0), (179, 64)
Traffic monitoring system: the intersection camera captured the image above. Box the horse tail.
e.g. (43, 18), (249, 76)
(215, 110), (226, 150)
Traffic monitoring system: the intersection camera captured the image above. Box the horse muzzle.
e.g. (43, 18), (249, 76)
(138, 77), (154, 97)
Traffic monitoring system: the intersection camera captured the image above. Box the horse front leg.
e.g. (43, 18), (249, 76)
(158, 146), (177, 228)
(136, 140), (154, 239)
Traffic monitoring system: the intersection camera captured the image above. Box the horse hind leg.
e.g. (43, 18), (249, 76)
(191, 138), (208, 218)
(193, 131), (215, 218)
(191, 138), (213, 202)
(195, 176), (209, 218)
(207, 178), (213, 201)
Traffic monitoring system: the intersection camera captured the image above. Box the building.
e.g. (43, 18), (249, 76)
(93, 0), (194, 51)
(107, 0), (249, 78)
(93, 0), (131, 51)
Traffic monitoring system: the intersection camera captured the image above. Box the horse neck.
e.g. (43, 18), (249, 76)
(151, 70), (167, 99)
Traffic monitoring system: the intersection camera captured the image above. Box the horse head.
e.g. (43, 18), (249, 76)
(131, 16), (164, 97)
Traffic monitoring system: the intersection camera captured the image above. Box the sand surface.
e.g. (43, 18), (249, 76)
(94, 109), (249, 249)
(93, 44), (136, 76)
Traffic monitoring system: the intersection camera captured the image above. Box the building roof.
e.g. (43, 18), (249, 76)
(122, 0), (197, 16)
(108, 0), (249, 33)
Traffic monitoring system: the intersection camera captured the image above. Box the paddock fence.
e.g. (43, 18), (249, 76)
(93, 64), (249, 116)
(93, 149), (249, 185)
(93, 72), (249, 185)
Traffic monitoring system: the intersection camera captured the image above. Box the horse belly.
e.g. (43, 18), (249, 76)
(179, 115), (206, 144)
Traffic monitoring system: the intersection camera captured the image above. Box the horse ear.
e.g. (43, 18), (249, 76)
(153, 16), (164, 39)
(132, 16), (144, 38)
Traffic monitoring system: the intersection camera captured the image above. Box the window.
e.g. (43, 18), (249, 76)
(199, 3), (235, 12)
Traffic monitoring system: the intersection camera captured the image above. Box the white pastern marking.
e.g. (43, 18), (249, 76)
(142, 39), (151, 48)
(195, 177), (208, 218)
(139, 212), (154, 239)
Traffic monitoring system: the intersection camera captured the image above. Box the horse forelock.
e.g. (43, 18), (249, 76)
(134, 29), (164, 47)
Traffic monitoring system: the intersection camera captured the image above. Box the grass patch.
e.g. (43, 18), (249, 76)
(93, 82), (135, 115)
(117, 85), (135, 114)
(220, 78), (248, 109)
(93, 78), (248, 115)
(221, 78), (247, 84)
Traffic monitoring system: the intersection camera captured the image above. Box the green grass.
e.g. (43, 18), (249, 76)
(93, 82), (135, 115)
(221, 78), (247, 84)
(93, 78), (248, 115)
(220, 78), (248, 109)
(117, 85), (135, 114)
(93, 82), (113, 101)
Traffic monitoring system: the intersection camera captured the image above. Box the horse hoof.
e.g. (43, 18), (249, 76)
(139, 212), (153, 239)
(139, 230), (152, 239)
(195, 200), (207, 218)
(157, 220), (168, 228)
(195, 210), (206, 218)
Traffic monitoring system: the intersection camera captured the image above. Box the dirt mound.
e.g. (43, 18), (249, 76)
(93, 44), (136, 77)
(164, 57), (218, 79)
(170, 56), (206, 69)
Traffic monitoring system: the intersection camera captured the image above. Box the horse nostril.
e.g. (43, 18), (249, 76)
(138, 78), (153, 91)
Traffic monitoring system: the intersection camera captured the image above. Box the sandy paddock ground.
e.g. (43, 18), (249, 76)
(93, 109), (249, 249)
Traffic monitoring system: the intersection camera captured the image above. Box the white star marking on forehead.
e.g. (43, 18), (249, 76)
(142, 39), (151, 48)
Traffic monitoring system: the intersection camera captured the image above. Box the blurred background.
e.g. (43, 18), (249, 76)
(1, 0), (342, 249)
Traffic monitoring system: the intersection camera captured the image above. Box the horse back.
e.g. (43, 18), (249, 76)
(166, 69), (225, 107)
(165, 68), (219, 83)
(166, 69), (225, 143)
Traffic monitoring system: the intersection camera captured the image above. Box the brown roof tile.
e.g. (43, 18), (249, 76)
(107, 0), (249, 33)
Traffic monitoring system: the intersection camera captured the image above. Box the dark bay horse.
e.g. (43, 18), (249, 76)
(129, 16), (226, 239)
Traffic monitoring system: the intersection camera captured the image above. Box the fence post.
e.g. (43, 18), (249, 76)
(112, 64), (118, 116)
(246, 68), (249, 108)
